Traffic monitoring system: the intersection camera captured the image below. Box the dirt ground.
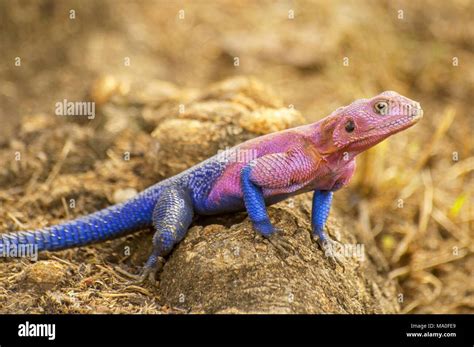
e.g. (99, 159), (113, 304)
(0, 0), (472, 313)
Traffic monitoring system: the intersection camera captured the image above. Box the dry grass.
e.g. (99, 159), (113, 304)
(0, 0), (472, 313)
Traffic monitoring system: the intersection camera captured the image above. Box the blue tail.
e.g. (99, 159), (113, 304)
(0, 185), (164, 251)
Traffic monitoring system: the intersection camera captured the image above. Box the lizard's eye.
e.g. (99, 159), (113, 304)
(374, 101), (389, 115)
(345, 120), (355, 133)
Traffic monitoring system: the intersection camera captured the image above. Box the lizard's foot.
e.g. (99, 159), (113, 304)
(267, 230), (294, 257)
(252, 221), (294, 257)
(138, 256), (165, 284)
(252, 220), (277, 238)
(316, 237), (345, 271)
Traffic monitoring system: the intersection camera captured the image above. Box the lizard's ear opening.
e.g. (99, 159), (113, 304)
(318, 116), (341, 153)
(320, 116), (338, 138)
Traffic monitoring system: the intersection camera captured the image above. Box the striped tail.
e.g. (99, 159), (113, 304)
(0, 186), (163, 252)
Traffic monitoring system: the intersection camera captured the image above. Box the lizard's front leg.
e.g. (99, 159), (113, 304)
(240, 148), (318, 253)
(311, 190), (333, 243)
(240, 164), (276, 237)
(241, 163), (294, 255)
(312, 190), (344, 267)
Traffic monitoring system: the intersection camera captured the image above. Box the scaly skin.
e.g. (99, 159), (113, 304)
(0, 91), (423, 279)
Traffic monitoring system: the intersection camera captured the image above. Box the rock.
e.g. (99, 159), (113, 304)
(113, 188), (138, 204)
(148, 77), (305, 177)
(90, 75), (130, 106)
(159, 195), (400, 313)
(239, 107), (304, 134)
(23, 261), (68, 291)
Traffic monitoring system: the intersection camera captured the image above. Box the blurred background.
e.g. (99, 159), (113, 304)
(0, 0), (472, 313)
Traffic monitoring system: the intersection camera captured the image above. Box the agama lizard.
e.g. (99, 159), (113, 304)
(0, 91), (423, 281)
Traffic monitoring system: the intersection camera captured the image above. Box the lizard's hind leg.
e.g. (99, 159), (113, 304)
(141, 185), (194, 282)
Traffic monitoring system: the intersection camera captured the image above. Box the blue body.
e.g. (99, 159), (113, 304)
(0, 148), (334, 273)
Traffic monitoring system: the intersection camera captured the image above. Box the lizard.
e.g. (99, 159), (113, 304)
(0, 91), (423, 281)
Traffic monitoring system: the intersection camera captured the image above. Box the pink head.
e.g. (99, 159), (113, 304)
(317, 91), (423, 155)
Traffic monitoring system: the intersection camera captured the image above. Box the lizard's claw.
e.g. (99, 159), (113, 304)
(137, 267), (155, 284)
(138, 256), (165, 284)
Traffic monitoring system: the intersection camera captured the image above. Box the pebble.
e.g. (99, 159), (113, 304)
(24, 261), (67, 291)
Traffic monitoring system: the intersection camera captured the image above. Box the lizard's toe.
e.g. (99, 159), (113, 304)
(267, 231), (294, 257)
(140, 256), (165, 284)
(114, 266), (143, 282)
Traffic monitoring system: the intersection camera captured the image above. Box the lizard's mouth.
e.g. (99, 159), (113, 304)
(377, 107), (423, 130)
(345, 106), (423, 150)
(374, 104), (423, 133)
